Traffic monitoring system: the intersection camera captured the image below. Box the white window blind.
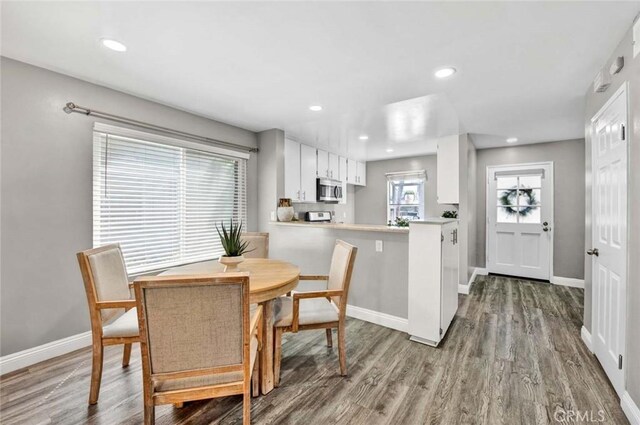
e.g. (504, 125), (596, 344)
(93, 125), (248, 274)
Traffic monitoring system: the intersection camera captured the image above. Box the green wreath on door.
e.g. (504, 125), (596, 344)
(499, 188), (537, 216)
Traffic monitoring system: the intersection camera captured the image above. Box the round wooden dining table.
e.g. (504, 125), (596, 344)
(159, 258), (300, 395)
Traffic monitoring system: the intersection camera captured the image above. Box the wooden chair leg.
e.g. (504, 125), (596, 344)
(89, 342), (104, 405)
(338, 322), (347, 376)
(325, 328), (333, 347)
(273, 327), (283, 387)
(243, 391), (251, 425)
(252, 357), (260, 397)
(122, 343), (132, 367)
(144, 404), (155, 425)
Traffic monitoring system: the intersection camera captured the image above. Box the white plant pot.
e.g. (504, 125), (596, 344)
(277, 207), (295, 222)
(219, 255), (245, 272)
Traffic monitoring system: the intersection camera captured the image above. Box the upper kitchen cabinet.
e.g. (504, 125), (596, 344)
(436, 135), (460, 204)
(356, 161), (366, 186)
(328, 153), (339, 180)
(317, 149), (329, 178)
(284, 138), (302, 202)
(347, 159), (366, 186)
(300, 144), (317, 202)
(284, 138), (317, 203)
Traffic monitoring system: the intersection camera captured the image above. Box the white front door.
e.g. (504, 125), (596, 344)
(486, 163), (553, 280)
(590, 84), (628, 397)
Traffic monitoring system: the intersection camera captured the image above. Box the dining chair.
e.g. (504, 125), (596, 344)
(272, 240), (357, 386)
(76, 244), (140, 405)
(240, 232), (269, 258)
(133, 273), (262, 425)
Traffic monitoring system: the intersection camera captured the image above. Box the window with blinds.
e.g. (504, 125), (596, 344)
(93, 124), (248, 274)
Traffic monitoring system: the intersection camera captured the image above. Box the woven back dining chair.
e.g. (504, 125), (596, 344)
(76, 244), (140, 405)
(134, 273), (262, 425)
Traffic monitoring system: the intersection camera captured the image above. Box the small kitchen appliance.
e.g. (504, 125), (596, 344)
(305, 211), (332, 223)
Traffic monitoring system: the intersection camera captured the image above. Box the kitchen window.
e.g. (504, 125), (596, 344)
(93, 123), (248, 274)
(386, 170), (426, 223)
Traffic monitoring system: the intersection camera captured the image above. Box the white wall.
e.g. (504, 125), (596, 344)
(0, 58), (258, 355)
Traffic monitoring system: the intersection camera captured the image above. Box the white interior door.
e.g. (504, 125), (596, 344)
(487, 163), (553, 280)
(590, 84), (628, 397)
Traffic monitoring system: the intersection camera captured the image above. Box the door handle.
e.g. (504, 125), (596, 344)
(586, 248), (599, 256)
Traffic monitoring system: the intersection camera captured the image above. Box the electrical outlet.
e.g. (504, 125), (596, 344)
(270, 211), (276, 221)
(375, 240), (383, 252)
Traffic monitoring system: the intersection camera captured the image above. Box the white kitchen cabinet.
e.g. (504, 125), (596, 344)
(338, 156), (348, 204)
(300, 144), (317, 202)
(284, 138), (302, 202)
(347, 158), (357, 185)
(328, 153), (339, 180)
(408, 219), (459, 346)
(284, 139), (317, 203)
(317, 149), (329, 178)
(356, 161), (366, 186)
(346, 158), (366, 186)
(436, 135), (460, 204)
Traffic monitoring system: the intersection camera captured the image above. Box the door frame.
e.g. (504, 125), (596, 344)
(589, 82), (629, 396)
(485, 161), (555, 280)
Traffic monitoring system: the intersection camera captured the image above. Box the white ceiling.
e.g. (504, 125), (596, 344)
(2, 1), (638, 160)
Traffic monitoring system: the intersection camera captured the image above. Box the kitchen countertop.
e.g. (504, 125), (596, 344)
(271, 221), (410, 233)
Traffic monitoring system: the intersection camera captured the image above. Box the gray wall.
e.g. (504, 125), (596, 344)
(354, 155), (448, 225)
(583, 23), (640, 406)
(475, 139), (586, 280)
(467, 141), (478, 278)
(0, 58), (258, 355)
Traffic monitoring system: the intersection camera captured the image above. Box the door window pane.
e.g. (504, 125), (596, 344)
(497, 206), (518, 223)
(496, 176), (518, 189)
(518, 189), (540, 206)
(497, 189), (518, 206)
(519, 207), (541, 224)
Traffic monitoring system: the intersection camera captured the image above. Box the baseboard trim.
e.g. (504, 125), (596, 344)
(551, 276), (585, 289)
(0, 331), (92, 375)
(580, 326), (593, 353)
(622, 392), (640, 425)
(459, 267), (488, 295)
(346, 305), (408, 333)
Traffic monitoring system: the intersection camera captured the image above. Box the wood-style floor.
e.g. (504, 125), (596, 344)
(0, 275), (629, 424)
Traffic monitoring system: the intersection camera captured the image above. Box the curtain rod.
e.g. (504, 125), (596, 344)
(63, 102), (259, 153)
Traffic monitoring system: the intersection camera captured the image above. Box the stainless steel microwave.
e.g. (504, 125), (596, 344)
(316, 178), (343, 203)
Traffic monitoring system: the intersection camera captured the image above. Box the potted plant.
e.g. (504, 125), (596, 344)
(277, 198), (295, 222)
(216, 219), (253, 271)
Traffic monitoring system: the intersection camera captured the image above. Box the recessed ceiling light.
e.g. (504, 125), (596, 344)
(309, 105), (323, 112)
(434, 67), (456, 79)
(101, 38), (127, 52)
(386, 148), (394, 153)
(359, 135), (369, 140)
(506, 137), (518, 143)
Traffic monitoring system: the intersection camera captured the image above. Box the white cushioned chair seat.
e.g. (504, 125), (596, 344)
(274, 295), (339, 328)
(154, 335), (259, 392)
(102, 308), (139, 338)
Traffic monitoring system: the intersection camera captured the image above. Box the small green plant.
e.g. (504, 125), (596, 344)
(442, 210), (458, 219)
(215, 219), (253, 257)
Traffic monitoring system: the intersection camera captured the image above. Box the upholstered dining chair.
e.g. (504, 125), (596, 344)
(133, 273), (262, 425)
(273, 240), (357, 386)
(76, 244), (140, 405)
(240, 232), (269, 258)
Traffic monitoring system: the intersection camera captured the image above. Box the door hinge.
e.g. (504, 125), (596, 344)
(441, 233), (444, 243)
(440, 328), (443, 336)
(619, 355), (623, 370)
